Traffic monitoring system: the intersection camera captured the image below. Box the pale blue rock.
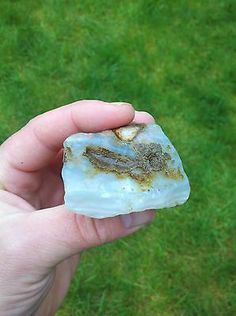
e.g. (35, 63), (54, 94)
(62, 124), (190, 218)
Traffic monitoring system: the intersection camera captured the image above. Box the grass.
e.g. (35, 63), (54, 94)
(0, 0), (235, 315)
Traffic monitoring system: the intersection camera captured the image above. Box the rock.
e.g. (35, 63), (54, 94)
(62, 123), (190, 218)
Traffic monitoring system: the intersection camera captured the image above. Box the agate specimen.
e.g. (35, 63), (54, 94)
(62, 124), (190, 218)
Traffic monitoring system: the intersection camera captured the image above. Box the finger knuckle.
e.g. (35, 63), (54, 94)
(73, 214), (108, 248)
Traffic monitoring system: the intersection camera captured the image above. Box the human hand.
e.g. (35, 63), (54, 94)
(0, 100), (155, 316)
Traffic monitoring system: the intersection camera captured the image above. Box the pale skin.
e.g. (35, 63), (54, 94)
(0, 100), (155, 316)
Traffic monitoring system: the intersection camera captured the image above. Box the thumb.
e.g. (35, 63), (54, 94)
(25, 206), (155, 267)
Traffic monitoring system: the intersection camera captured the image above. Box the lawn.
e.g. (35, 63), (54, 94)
(0, 0), (235, 315)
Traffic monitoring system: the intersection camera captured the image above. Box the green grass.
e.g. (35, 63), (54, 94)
(0, 0), (235, 315)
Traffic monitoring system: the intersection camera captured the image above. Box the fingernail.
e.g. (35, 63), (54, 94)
(121, 211), (155, 229)
(111, 102), (131, 106)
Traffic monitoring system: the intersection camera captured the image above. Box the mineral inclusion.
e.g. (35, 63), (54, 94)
(62, 124), (190, 218)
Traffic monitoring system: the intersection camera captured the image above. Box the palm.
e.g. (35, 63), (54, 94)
(35, 253), (80, 314)
(0, 188), (79, 315)
(3, 149), (79, 312)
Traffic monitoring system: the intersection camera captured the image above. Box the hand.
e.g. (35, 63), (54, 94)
(0, 100), (155, 316)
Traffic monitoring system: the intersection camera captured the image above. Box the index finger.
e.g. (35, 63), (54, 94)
(0, 100), (135, 172)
